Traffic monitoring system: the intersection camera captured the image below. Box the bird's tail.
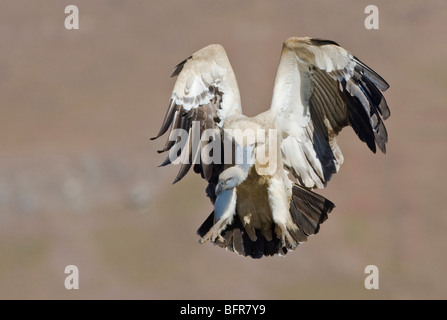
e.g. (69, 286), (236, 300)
(197, 185), (335, 258)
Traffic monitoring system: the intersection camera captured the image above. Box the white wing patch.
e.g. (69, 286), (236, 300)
(152, 44), (243, 183)
(271, 37), (389, 189)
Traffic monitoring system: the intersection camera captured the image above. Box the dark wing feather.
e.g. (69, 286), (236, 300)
(152, 44), (242, 185)
(272, 37), (391, 189)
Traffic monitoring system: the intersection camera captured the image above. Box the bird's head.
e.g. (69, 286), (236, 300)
(215, 166), (248, 196)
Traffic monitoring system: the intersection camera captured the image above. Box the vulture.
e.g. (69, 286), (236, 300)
(152, 37), (390, 258)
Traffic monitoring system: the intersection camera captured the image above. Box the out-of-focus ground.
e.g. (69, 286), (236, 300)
(0, 0), (446, 299)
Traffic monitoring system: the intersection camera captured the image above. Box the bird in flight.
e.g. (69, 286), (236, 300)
(152, 37), (390, 258)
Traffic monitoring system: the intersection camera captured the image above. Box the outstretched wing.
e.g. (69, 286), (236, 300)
(271, 37), (390, 189)
(152, 44), (242, 186)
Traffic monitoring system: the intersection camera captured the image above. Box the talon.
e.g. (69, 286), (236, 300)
(216, 233), (225, 243)
(276, 224), (298, 249)
(199, 219), (227, 244)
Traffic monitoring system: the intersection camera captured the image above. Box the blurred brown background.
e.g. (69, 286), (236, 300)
(0, 0), (446, 299)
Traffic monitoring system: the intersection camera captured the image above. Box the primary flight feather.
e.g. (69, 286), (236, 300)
(152, 37), (390, 258)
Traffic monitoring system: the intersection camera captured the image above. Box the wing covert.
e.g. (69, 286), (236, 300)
(152, 44), (242, 184)
(271, 37), (390, 189)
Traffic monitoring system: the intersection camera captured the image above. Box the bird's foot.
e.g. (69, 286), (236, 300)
(276, 224), (298, 250)
(199, 219), (227, 244)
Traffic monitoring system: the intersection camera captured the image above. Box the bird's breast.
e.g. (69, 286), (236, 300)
(235, 167), (273, 231)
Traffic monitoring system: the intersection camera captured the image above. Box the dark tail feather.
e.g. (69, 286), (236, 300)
(197, 186), (333, 259)
(197, 213), (284, 259)
(289, 185), (335, 236)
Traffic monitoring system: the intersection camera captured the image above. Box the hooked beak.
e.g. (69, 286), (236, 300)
(215, 182), (223, 196)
